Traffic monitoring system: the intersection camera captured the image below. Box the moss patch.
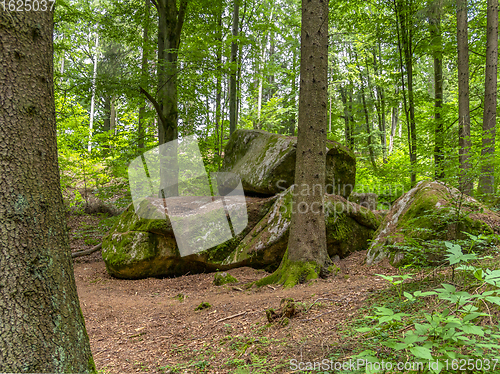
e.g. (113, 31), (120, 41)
(213, 272), (238, 286)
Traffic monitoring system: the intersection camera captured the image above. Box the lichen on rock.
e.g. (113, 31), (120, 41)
(221, 129), (356, 197)
(366, 180), (500, 267)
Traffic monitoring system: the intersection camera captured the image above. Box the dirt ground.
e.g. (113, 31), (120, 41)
(71, 214), (399, 374)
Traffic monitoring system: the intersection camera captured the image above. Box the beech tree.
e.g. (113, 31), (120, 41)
(0, 8), (95, 373)
(257, 0), (331, 287)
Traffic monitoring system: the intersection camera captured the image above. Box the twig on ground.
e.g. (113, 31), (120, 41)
(72, 243), (102, 258)
(216, 311), (247, 323)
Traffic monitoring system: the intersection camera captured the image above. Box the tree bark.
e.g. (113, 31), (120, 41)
(257, 0), (331, 287)
(478, 0), (498, 195)
(138, 0), (151, 150)
(457, 0), (472, 193)
(429, 1), (444, 179)
(0, 9), (95, 373)
(395, 0), (417, 185)
(288, 48), (297, 135)
(149, 0), (188, 197)
(229, 0), (240, 135)
(215, 5), (223, 164)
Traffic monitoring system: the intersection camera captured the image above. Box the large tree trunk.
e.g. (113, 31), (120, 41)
(429, 1), (444, 179)
(478, 0), (498, 195)
(229, 0), (240, 135)
(457, 0), (472, 193)
(0, 9), (95, 373)
(395, 0), (417, 185)
(257, 0), (331, 288)
(149, 0), (188, 197)
(215, 6), (223, 165)
(138, 0), (151, 150)
(288, 48), (298, 135)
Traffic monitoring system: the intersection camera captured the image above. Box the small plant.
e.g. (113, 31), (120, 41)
(355, 241), (500, 373)
(173, 293), (185, 302)
(195, 302), (211, 311)
(213, 271), (238, 286)
(375, 271), (413, 300)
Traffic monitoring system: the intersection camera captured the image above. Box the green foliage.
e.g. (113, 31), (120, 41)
(353, 241), (500, 373)
(195, 302), (212, 311)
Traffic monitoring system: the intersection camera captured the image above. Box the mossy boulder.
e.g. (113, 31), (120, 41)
(221, 129), (356, 198)
(366, 180), (500, 267)
(222, 186), (382, 270)
(102, 195), (276, 279)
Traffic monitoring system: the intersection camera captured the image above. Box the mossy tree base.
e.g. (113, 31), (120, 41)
(255, 249), (330, 288)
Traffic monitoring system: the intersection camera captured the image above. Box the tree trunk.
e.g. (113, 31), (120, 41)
(229, 0), (240, 135)
(138, 0), (151, 150)
(0, 9), (95, 373)
(215, 6), (223, 163)
(257, 0), (331, 287)
(288, 48), (298, 135)
(457, 0), (472, 193)
(153, 0), (188, 197)
(88, 33), (99, 152)
(478, 0), (498, 195)
(429, 2), (444, 180)
(356, 51), (377, 171)
(372, 47), (387, 162)
(395, 0), (417, 185)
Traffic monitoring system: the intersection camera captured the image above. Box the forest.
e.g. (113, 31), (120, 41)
(0, 0), (499, 372)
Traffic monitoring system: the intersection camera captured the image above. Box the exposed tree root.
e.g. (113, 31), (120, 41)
(72, 243), (102, 258)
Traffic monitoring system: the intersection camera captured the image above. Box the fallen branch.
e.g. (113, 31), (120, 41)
(72, 243), (102, 258)
(216, 311), (247, 323)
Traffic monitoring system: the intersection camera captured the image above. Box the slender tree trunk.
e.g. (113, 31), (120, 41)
(0, 9), (95, 372)
(372, 47), (387, 162)
(429, 2), (444, 179)
(229, 0), (240, 135)
(395, 0), (417, 185)
(478, 0), (498, 195)
(348, 84), (355, 149)
(340, 85), (352, 148)
(215, 7), (223, 160)
(457, 0), (472, 193)
(138, 0), (150, 150)
(88, 33), (99, 152)
(389, 104), (398, 153)
(288, 48), (298, 135)
(258, 0), (331, 287)
(356, 51), (377, 171)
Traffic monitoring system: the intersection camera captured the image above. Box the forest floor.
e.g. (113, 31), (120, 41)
(69, 213), (407, 374)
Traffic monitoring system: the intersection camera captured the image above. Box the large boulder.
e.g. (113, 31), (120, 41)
(102, 195), (276, 279)
(221, 129), (356, 198)
(223, 187), (383, 270)
(366, 180), (500, 266)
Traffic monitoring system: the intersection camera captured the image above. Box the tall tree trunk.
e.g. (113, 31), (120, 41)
(138, 0), (151, 150)
(395, 0), (417, 185)
(356, 52), (377, 171)
(258, 0), (331, 287)
(348, 84), (355, 149)
(229, 0), (240, 135)
(0, 9), (95, 372)
(288, 48), (298, 135)
(429, 2), (444, 180)
(339, 85), (353, 148)
(142, 0), (188, 197)
(372, 47), (387, 162)
(215, 6), (223, 162)
(88, 33), (99, 152)
(389, 104), (398, 153)
(478, 0), (498, 195)
(457, 0), (472, 193)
